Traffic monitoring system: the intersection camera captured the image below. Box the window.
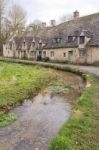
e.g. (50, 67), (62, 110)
(10, 44), (12, 50)
(68, 36), (73, 43)
(68, 51), (73, 55)
(39, 42), (42, 49)
(56, 38), (61, 43)
(43, 51), (46, 57)
(51, 51), (54, 57)
(39, 51), (42, 56)
(63, 53), (66, 57)
(79, 49), (86, 57)
(80, 36), (85, 44)
(53, 38), (61, 44)
(31, 51), (36, 56)
(32, 42), (35, 47)
(24, 41), (25, 47)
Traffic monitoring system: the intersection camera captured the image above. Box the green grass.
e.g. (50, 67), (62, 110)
(0, 61), (54, 109)
(49, 79), (70, 94)
(48, 75), (99, 150)
(0, 59), (99, 149)
(0, 112), (17, 127)
(0, 61), (55, 126)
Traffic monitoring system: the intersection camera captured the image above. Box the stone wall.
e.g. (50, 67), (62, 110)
(43, 48), (79, 63)
(3, 45), (13, 58)
(43, 47), (99, 64)
(3, 44), (99, 64)
(87, 47), (99, 63)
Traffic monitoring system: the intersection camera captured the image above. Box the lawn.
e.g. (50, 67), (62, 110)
(0, 61), (55, 110)
(0, 61), (55, 126)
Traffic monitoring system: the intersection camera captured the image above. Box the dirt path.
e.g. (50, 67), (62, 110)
(67, 65), (99, 76)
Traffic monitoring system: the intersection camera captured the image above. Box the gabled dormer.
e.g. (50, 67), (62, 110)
(68, 30), (80, 43)
(32, 38), (35, 47)
(78, 30), (92, 48)
(56, 38), (61, 43)
(12, 40), (16, 50)
(68, 36), (73, 43)
(39, 39), (42, 45)
(79, 36), (85, 44)
(38, 39), (43, 50)
(22, 38), (27, 50)
(23, 39), (25, 47)
(52, 37), (61, 44)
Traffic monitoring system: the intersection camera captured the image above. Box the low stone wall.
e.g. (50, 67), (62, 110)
(0, 57), (86, 80)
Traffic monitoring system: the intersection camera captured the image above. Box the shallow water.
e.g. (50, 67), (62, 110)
(0, 92), (71, 150)
(0, 71), (84, 150)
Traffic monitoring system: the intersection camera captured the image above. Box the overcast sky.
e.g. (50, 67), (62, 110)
(12, 0), (99, 24)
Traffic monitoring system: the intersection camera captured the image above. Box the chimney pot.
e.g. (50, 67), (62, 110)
(50, 20), (56, 27)
(42, 22), (46, 28)
(73, 10), (80, 19)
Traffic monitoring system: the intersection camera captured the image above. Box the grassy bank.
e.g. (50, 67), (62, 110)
(48, 74), (99, 150)
(0, 59), (98, 149)
(0, 61), (55, 126)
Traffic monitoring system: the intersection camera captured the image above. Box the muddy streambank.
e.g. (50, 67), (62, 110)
(0, 71), (85, 150)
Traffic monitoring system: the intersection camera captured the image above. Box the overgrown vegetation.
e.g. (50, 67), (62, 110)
(48, 75), (99, 150)
(49, 79), (70, 94)
(48, 75), (82, 96)
(0, 112), (17, 127)
(0, 61), (55, 126)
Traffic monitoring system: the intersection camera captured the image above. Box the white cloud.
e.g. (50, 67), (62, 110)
(12, 0), (99, 24)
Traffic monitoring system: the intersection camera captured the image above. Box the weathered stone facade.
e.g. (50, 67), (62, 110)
(3, 12), (99, 64)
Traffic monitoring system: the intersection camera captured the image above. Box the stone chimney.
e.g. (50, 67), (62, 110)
(42, 22), (46, 28)
(50, 20), (56, 27)
(73, 10), (80, 19)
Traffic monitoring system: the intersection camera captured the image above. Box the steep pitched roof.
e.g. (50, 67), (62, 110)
(6, 12), (99, 49)
(43, 12), (99, 48)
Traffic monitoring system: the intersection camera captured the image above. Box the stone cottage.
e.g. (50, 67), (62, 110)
(3, 11), (99, 64)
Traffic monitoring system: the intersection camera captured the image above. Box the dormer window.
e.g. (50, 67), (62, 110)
(24, 40), (25, 47)
(80, 36), (85, 44)
(55, 38), (61, 43)
(53, 38), (61, 44)
(10, 44), (12, 50)
(32, 42), (35, 47)
(68, 36), (73, 43)
(39, 39), (42, 46)
(32, 39), (35, 47)
(39, 42), (42, 47)
(57, 38), (61, 43)
(32, 41), (35, 47)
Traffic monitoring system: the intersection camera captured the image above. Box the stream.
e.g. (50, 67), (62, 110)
(0, 71), (84, 150)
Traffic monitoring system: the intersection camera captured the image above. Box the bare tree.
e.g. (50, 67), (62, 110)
(0, 0), (7, 37)
(0, 0), (8, 54)
(27, 19), (43, 35)
(59, 13), (73, 24)
(8, 4), (27, 33)
(2, 18), (11, 39)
